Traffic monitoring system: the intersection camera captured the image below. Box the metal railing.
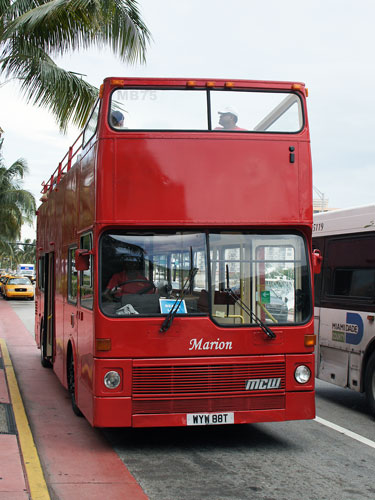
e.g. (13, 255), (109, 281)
(41, 131), (83, 194)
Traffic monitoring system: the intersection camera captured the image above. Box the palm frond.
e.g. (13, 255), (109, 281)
(1, 41), (98, 129)
(3, 0), (150, 63)
(1, 0), (150, 129)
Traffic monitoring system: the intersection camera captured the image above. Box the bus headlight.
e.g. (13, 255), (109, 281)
(294, 365), (311, 384)
(104, 370), (121, 389)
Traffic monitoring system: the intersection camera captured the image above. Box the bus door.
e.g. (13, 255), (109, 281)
(76, 232), (94, 415)
(314, 307), (321, 375)
(41, 252), (54, 367)
(312, 237), (324, 377)
(314, 235), (370, 389)
(66, 246), (79, 353)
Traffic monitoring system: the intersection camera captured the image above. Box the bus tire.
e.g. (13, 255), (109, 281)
(365, 351), (375, 417)
(68, 353), (83, 417)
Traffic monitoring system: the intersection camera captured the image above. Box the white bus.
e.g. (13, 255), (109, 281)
(313, 205), (375, 415)
(16, 263), (35, 277)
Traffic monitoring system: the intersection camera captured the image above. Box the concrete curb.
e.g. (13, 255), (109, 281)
(0, 338), (50, 500)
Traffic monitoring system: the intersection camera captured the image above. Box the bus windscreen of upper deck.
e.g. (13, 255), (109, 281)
(100, 231), (311, 325)
(109, 89), (303, 132)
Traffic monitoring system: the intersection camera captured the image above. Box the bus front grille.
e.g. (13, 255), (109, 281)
(132, 360), (285, 397)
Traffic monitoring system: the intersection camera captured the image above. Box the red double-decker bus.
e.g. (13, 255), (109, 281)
(36, 77), (319, 427)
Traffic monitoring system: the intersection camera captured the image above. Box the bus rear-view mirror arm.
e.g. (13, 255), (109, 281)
(312, 249), (323, 274)
(75, 249), (94, 271)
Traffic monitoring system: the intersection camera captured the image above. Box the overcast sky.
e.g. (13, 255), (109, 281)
(1, 0), (374, 240)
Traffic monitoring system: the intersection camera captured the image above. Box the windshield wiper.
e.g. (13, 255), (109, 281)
(160, 267), (199, 333)
(225, 287), (276, 339)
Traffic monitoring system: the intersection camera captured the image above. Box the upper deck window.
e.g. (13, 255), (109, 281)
(110, 89), (208, 130)
(109, 88), (303, 133)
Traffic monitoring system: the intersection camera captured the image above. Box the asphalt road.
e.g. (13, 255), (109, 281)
(7, 296), (35, 336)
(9, 299), (375, 500)
(102, 394), (375, 500)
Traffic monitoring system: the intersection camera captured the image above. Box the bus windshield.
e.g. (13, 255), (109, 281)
(100, 231), (311, 325)
(109, 88), (303, 132)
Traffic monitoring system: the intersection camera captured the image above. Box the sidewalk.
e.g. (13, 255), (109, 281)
(0, 338), (49, 499)
(0, 299), (148, 500)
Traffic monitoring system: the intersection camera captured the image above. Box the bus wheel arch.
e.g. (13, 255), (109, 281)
(361, 339), (375, 391)
(67, 342), (83, 417)
(364, 350), (375, 417)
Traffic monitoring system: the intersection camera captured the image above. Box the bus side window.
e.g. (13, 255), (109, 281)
(38, 255), (45, 291)
(68, 247), (78, 304)
(323, 235), (375, 305)
(80, 233), (93, 310)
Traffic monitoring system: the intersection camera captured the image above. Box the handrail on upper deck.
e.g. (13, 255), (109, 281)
(41, 131), (84, 194)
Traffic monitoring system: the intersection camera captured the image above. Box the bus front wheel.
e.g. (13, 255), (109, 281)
(365, 351), (375, 417)
(68, 353), (83, 417)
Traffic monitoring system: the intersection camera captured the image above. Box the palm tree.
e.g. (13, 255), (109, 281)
(0, 142), (36, 253)
(0, 1), (150, 130)
(13, 239), (36, 266)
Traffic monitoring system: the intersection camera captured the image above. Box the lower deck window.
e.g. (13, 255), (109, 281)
(100, 230), (311, 325)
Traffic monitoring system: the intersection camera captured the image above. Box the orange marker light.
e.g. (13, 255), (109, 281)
(96, 338), (112, 351)
(225, 82), (234, 88)
(186, 81), (196, 87)
(305, 88), (309, 97)
(304, 334), (316, 347)
(292, 83), (302, 91)
(99, 84), (104, 99)
(206, 81), (215, 87)
(111, 79), (125, 86)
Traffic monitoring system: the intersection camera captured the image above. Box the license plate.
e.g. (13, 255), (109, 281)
(186, 412), (234, 426)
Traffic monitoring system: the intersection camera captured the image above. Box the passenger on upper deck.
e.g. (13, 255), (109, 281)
(103, 259), (155, 300)
(110, 110), (125, 128)
(215, 107), (246, 131)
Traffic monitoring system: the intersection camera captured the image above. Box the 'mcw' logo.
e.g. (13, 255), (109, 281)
(245, 378), (281, 391)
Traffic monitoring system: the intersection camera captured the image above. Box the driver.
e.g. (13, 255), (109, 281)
(103, 259), (155, 300)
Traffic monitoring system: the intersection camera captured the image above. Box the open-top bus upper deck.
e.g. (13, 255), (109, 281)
(40, 77), (312, 229)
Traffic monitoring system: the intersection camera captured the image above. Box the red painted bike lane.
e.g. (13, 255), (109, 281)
(0, 299), (148, 500)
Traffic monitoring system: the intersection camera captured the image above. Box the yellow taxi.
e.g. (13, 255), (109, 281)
(3, 276), (34, 300)
(0, 274), (12, 296)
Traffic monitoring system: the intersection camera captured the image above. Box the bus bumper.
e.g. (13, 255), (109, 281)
(92, 391), (315, 428)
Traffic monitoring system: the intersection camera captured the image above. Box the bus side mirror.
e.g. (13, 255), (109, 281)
(312, 249), (323, 274)
(75, 249), (91, 271)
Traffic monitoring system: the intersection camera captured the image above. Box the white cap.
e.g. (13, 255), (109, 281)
(218, 106), (238, 119)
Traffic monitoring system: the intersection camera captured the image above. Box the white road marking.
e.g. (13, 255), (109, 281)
(315, 416), (375, 450)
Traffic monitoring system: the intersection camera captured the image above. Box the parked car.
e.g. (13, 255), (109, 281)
(3, 276), (34, 300)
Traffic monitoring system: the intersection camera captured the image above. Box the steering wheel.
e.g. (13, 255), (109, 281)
(113, 279), (156, 295)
